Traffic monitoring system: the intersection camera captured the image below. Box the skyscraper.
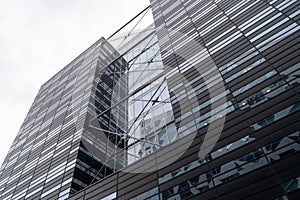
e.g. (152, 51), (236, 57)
(1, 0), (300, 199)
(0, 37), (129, 199)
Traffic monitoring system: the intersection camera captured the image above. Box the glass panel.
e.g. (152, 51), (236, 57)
(101, 192), (117, 200)
(159, 134), (256, 184)
(131, 187), (158, 200)
(225, 57), (266, 83)
(233, 70), (277, 96)
(251, 102), (300, 131)
(160, 131), (300, 199)
(238, 62), (300, 111)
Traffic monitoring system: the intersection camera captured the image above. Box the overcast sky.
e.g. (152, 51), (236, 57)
(0, 0), (150, 165)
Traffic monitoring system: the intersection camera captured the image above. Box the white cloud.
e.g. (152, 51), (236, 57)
(0, 0), (150, 165)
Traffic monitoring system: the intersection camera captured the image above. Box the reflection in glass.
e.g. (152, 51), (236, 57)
(160, 131), (300, 199)
(251, 102), (300, 131)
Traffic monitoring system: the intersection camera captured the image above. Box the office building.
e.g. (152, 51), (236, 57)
(0, 37), (130, 199)
(1, 0), (300, 199)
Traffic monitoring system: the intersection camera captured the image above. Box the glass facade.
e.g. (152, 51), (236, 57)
(0, 0), (300, 199)
(0, 37), (130, 199)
